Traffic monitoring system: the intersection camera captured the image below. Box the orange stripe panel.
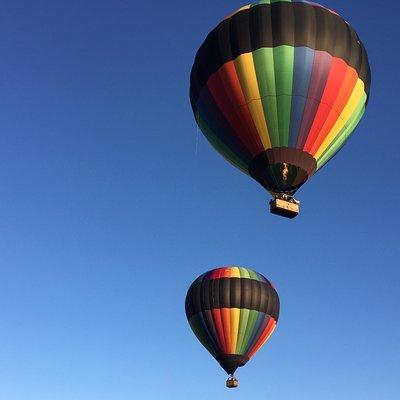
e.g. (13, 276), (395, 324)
(309, 65), (359, 155)
(221, 308), (232, 353)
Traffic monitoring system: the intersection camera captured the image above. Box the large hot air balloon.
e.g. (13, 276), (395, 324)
(190, 0), (371, 218)
(185, 266), (279, 387)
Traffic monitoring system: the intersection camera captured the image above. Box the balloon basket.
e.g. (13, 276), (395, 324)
(226, 375), (239, 388)
(269, 196), (300, 218)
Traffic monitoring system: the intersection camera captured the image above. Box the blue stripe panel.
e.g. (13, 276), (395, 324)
(289, 47), (315, 147)
(248, 315), (272, 355)
(296, 50), (332, 149)
(243, 312), (266, 355)
(196, 88), (252, 163)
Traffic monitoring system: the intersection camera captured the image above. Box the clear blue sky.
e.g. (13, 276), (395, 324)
(0, 1), (398, 399)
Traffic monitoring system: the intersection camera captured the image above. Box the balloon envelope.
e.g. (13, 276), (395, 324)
(190, 0), (371, 195)
(185, 266), (280, 375)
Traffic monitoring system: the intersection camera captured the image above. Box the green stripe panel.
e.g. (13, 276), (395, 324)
(238, 309), (260, 354)
(253, 46), (294, 147)
(238, 267), (252, 279)
(237, 266), (267, 282)
(253, 48), (280, 147)
(274, 45), (294, 146)
(236, 308), (250, 354)
(247, 268), (262, 281)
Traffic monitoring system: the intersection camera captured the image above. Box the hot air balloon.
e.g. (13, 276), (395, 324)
(190, 0), (371, 218)
(185, 266), (279, 387)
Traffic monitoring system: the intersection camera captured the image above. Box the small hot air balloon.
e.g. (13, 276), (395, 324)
(185, 266), (280, 388)
(190, 0), (371, 218)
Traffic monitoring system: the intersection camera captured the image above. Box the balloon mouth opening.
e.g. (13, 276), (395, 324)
(218, 354), (249, 375)
(249, 148), (317, 194)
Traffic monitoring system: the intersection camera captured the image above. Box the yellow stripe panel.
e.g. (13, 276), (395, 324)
(314, 79), (366, 159)
(228, 267), (241, 278)
(234, 53), (272, 149)
(230, 308), (241, 354)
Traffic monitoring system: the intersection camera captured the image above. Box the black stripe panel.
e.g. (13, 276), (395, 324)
(185, 277), (280, 320)
(190, 2), (371, 109)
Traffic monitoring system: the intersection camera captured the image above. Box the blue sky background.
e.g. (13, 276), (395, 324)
(0, 1), (399, 399)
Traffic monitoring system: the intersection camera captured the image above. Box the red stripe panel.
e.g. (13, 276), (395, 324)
(219, 268), (235, 279)
(304, 57), (348, 152)
(207, 266), (236, 280)
(212, 308), (228, 353)
(296, 50), (332, 149)
(309, 65), (359, 155)
(207, 62), (264, 156)
(207, 268), (223, 280)
(221, 308), (232, 353)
